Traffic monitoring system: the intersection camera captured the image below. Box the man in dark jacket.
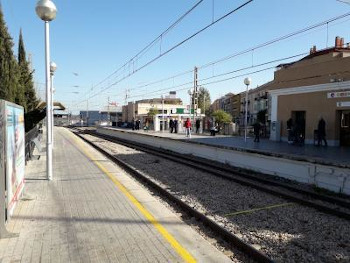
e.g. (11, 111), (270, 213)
(253, 122), (261, 142)
(174, 119), (178, 133)
(317, 117), (327, 146)
(169, 119), (174, 133)
(195, 119), (200, 134)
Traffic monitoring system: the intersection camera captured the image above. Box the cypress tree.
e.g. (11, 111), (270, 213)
(0, 8), (19, 104)
(18, 29), (37, 111)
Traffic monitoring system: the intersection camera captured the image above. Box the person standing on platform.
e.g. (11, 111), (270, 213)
(317, 117), (328, 146)
(169, 118), (174, 133)
(131, 118), (135, 130)
(137, 119), (141, 130)
(287, 118), (293, 144)
(184, 118), (191, 138)
(253, 121), (261, 142)
(174, 119), (178, 133)
(195, 119), (200, 134)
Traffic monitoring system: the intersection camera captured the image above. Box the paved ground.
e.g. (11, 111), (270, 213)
(0, 127), (231, 263)
(122, 128), (350, 168)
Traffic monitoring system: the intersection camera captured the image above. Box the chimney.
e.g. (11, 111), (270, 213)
(340, 38), (344, 48)
(309, 46), (317, 54)
(335, 36), (341, 48)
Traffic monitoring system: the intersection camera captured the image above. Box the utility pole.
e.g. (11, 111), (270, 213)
(193, 67), (198, 124)
(86, 100), (89, 126)
(203, 93), (206, 116)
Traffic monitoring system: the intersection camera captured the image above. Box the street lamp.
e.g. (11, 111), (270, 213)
(50, 61), (57, 148)
(244, 77), (251, 142)
(36, 0), (57, 181)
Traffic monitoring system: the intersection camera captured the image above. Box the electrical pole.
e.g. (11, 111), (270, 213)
(203, 93), (206, 116)
(86, 100), (89, 126)
(193, 67), (198, 124)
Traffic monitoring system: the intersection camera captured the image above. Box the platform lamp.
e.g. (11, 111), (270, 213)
(244, 77), (251, 142)
(36, 0), (57, 181)
(50, 61), (57, 148)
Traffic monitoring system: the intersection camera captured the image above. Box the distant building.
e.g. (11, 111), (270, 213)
(122, 97), (184, 123)
(122, 92), (204, 131)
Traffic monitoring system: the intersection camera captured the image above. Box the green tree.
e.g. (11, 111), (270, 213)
(18, 29), (37, 111)
(0, 8), (19, 103)
(198, 86), (211, 116)
(147, 107), (158, 117)
(211, 110), (232, 128)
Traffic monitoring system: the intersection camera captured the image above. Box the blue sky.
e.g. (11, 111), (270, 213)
(1, 0), (350, 113)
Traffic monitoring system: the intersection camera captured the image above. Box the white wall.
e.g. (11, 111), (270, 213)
(97, 127), (350, 194)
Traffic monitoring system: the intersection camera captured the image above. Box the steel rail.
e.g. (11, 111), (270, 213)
(81, 129), (350, 221)
(71, 129), (274, 263)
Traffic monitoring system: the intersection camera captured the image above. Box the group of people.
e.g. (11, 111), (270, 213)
(287, 117), (327, 146)
(286, 118), (305, 145)
(169, 118), (179, 133)
(131, 118), (141, 130)
(183, 118), (201, 138)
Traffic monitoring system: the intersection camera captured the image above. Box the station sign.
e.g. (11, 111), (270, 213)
(336, 101), (350, 107)
(327, 91), (350, 99)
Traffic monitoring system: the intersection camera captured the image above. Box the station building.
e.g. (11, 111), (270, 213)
(267, 37), (350, 146)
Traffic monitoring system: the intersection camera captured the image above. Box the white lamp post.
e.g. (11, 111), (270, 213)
(36, 0), (57, 181)
(50, 61), (57, 148)
(244, 77), (251, 142)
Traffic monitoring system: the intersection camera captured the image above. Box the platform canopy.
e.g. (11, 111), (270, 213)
(36, 101), (66, 111)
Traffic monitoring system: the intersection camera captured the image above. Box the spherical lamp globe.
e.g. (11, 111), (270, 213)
(244, 77), (251, 86)
(36, 0), (57, 22)
(50, 61), (57, 73)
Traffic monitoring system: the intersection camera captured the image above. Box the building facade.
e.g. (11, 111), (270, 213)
(268, 37), (350, 146)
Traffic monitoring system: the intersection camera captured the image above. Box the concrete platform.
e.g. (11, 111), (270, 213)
(97, 127), (350, 195)
(0, 127), (231, 263)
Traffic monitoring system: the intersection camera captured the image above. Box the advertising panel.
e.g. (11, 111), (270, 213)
(4, 102), (25, 216)
(0, 101), (5, 223)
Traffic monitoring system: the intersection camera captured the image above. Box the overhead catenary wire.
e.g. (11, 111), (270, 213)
(109, 10), (350, 100)
(79, 0), (254, 104)
(75, 10), (350, 108)
(90, 0), (205, 91)
(127, 52), (307, 99)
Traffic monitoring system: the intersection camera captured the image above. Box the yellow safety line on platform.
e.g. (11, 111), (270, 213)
(224, 202), (294, 217)
(70, 132), (196, 263)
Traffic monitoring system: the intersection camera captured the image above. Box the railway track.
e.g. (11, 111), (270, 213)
(71, 128), (350, 262)
(80, 128), (350, 219)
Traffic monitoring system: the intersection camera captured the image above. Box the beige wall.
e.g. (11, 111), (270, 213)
(278, 90), (350, 141)
(271, 53), (350, 90)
